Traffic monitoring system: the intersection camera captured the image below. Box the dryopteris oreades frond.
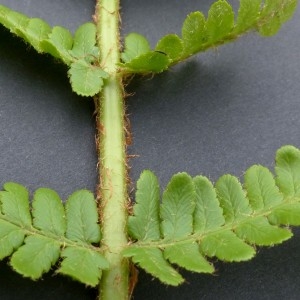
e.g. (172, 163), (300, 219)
(0, 4), (107, 97)
(120, 0), (298, 74)
(0, 186), (108, 287)
(123, 145), (300, 286)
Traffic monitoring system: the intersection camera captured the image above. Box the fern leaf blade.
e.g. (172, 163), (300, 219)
(0, 182), (31, 227)
(161, 173), (195, 239)
(235, 217), (292, 246)
(10, 236), (60, 279)
(258, 0), (298, 36)
(278, 0), (298, 23)
(160, 0), (297, 67)
(0, 5), (77, 64)
(244, 165), (283, 211)
(0, 183), (108, 284)
(155, 34), (183, 61)
(0, 6), (51, 53)
(164, 243), (214, 273)
(121, 51), (170, 73)
(129, 143), (300, 285)
(200, 231), (255, 262)
(65, 190), (101, 244)
(206, 0), (234, 43)
(0, 4), (9, 16)
(181, 11), (206, 55)
(128, 170), (160, 241)
(41, 26), (73, 65)
(235, 0), (261, 32)
(68, 60), (108, 97)
(123, 247), (184, 286)
(275, 145), (300, 197)
(0, 6), (29, 37)
(193, 176), (225, 233)
(121, 33), (150, 63)
(0, 219), (24, 259)
(269, 203), (300, 226)
(32, 188), (66, 236)
(21, 18), (52, 52)
(216, 175), (252, 223)
(59, 247), (108, 287)
(69, 22), (98, 61)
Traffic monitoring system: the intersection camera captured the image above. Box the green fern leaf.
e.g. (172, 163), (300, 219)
(269, 146), (300, 225)
(206, 0), (234, 43)
(128, 170), (160, 241)
(10, 236), (61, 279)
(144, 0), (298, 68)
(235, 217), (292, 246)
(121, 33), (151, 63)
(32, 188), (66, 236)
(20, 18), (52, 53)
(68, 60), (108, 97)
(65, 190), (101, 244)
(0, 5), (51, 53)
(164, 243), (214, 273)
(268, 203), (300, 226)
(235, 0), (261, 33)
(0, 183), (31, 227)
(193, 176), (225, 233)
(279, 0), (298, 23)
(181, 11), (206, 55)
(0, 5), (29, 37)
(258, 0), (298, 36)
(126, 145), (300, 285)
(0, 5), (108, 97)
(200, 231), (255, 262)
(0, 184), (108, 286)
(0, 220), (24, 260)
(123, 247), (183, 286)
(244, 165), (283, 211)
(121, 51), (170, 73)
(215, 175), (252, 223)
(69, 22), (99, 62)
(0, 5), (9, 20)
(0, 5), (100, 69)
(160, 173), (195, 239)
(40, 26), (74, 65)
(155, 34), (184, 61)
(58, 247), (108, 287)
(275, 145), (300, 197)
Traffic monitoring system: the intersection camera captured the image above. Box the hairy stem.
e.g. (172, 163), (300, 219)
(95, 0), (129, 299)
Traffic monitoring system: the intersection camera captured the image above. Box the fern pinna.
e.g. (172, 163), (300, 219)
(120, 0), (298, 73)
(124, 146), (300, 285)
(0, 187), (108, 286)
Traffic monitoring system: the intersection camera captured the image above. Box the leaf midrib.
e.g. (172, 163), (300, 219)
(126, 195), (299, 250)
(0, 214), (105, 253)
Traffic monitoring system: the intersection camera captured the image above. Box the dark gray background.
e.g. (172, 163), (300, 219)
(0, 1), (300, 299)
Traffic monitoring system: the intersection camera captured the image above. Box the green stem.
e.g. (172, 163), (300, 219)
(95, 0), (129, 299)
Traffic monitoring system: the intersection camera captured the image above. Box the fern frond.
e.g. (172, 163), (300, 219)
(120, 0), (298, 74)
(124, 145), (300, 285)
(0, 185), (108, 286)
(0, 5), (108, 97)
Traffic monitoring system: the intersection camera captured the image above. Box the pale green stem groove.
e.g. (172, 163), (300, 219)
(95, 0), (129, 299)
